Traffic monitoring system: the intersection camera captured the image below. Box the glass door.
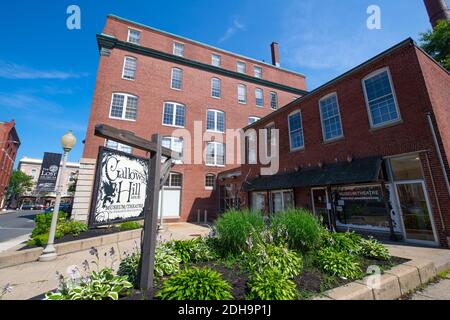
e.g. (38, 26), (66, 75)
(311, 188), (330, 227)
(396, 181), (436, 243)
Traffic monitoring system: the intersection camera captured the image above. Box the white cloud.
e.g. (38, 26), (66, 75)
(0, 60), (88, 80)
(0, 92), (63, 112)
(218, 18), (246, 44)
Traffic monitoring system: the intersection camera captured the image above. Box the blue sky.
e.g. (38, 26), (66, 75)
(0, 0), (434, 166)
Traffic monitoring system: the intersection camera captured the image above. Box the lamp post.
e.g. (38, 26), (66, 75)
(39, 131), (77, 262)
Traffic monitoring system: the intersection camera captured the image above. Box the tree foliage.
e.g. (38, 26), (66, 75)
(420, 20), (450, 71)
(7, 170), (34, 198)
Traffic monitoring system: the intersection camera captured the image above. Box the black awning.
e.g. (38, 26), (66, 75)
(242, 156), (383, 192)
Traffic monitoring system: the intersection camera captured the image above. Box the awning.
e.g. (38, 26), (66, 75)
(242, 156), (383, 192)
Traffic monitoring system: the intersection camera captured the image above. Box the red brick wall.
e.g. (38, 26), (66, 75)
(82, 17), (306, 221)
(0, 121), (19, 207)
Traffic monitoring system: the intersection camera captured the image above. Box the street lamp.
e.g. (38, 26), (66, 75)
(39, 131), (77, 262)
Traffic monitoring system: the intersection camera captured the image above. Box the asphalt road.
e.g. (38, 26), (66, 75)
(0, 210), (40, 243)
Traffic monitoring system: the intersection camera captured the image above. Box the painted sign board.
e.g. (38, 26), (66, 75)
(36, 152), (62, 192)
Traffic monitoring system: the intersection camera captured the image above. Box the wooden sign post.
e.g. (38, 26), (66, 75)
(93, 124), (180, 299)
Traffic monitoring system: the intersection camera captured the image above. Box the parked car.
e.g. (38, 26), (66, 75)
(20, 204), (35, 210)
(45, 204), (72, 215)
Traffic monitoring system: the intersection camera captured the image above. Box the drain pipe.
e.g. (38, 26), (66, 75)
(426, 113), (450, 197)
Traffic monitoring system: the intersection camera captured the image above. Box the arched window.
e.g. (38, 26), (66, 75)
(319, 93), (344, 142)
(162, 102), (186, 127)
(205, 174), (216, 190)
(288, 110), (304, 151)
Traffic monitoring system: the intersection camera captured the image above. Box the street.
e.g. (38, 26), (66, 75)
(0, 210), (38, 249)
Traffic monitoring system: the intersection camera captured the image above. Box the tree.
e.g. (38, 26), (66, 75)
(7, 170), (34, 199)
(420, 20), (450, 71)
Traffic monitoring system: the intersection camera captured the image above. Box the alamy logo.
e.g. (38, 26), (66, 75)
(66, 5), (81, 30)
(367, 5), (381, 30)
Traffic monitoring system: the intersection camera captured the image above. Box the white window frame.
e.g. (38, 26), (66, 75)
(105, 139), (133, 154)
(211, 78), (221, 98)
(211, 53), (221, 67)
(205, 142), (225, 167)
(206, 109), (225, 133)
(164, 172), (183, 188)
(171, 68), (183, 90)
(122, 56), (137, 81)
(254, 65), (262, 78)
(127, 28), (141, 45)
(162, 136), (184, 164)
(205, 173), (216, 190)
(265, 122), (276, 158)
(255, 88), (264, 107)
(270, 92), (278, 110)
(162, 102), (186, 128)
(238, 84), (247, 104)
(109, 93), (138, 122)
(248, 116), (261, 125)
(237, 61), (246, 74)
(362, 67), (402, 129)
(173, 41), (185, 57)
(288, 110), (305, 151)
(319, 92), (344, 142)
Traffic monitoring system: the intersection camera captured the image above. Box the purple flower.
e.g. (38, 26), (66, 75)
(109, 247), (115, 257)
(81, 260), (90, 272)
(1, 284), (12, 295)
(89, 247), (99, 258)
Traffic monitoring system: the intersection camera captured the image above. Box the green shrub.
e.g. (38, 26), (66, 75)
(166, 238), (215, 263)
(57, 221), (88, 236)
(321, 231), (363, 256)
(316, 247), (363, 280)
(271, 208), (322, 252)
(45, 268), (132, 300)
(247, 268), (298, 300)
(27, 233), (49, 247)
(117, 245), (181, 285)
(244, 243), (303, 278)
(119, 221), (142, 231)
(214, 209), (265, 255)
(32, 212), (68, 238)
(360, 238), (390, 260)
(156, 267), (233, 300)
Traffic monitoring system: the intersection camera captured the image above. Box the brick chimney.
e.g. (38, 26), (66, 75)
(424, 0), (450, 28)
(271, 42), (280, 67)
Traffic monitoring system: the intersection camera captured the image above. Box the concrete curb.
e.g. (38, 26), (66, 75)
(0, 229), (142, 269)
(315, 258), (441, 300)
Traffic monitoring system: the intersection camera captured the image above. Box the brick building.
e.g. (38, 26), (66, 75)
(72, 15), (307, 222)
(220, 39), (450, 247)
(0, 120), (20, 209)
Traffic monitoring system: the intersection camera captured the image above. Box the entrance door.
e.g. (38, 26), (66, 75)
(395, 181), (436, 243)
(311, 188), (330, 227)
(159, 173), (182, 218)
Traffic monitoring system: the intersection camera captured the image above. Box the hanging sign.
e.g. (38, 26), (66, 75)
(36, 152), (62, 192)
(89, 147), (148, 227)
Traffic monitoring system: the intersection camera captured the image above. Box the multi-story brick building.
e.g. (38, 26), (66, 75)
(72, 15), (307, 222)
(220, 38), (450, 247)
(0, 120), (20, 209)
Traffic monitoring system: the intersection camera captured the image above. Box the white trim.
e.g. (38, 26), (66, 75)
(211, 53), (221, 67)
(162, 136), (184, 164)
(206, 109), (225, 133)
(236, 61), (246, 74)
(269, 91), (278, 110)
(170, 67), (183, 90)
(253, 65), (263, 78)
(173, 41), (185, 57)
(362, 67), (402, 129)
(248, 116), (261, 125)
(205, 141), (225, 167)
(211, 77), (221, 99)
(238, 84), (247, 104)
(121, 56), (137, 81)
(288, 110), (305, 151)
(127, 28), (141, 45)
(108, 92), (138, 121)
(162, 102), (186, 128)
(205, 173), (216, 190)
(255, 88), (264, 107)
(318, 92), (344, 142)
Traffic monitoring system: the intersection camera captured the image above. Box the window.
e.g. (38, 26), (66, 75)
(162, 137), (184, 163)
(238, 84), (247, 104)
(106, 140), (133, 154)
(212, 54), (221, 67)
(265, 124), (275, 157)
(254, 66), (262, 78)
(171, 68), (183, 90)
(30, 169), (37, 179)
(127, 29), (141, 45)
(363, 68), (400, 127)
(319, 93), (343, 141)
(248, 116), (260, 125)
(206, 109), (225, 133)
(271, 190), (294, 213)
(122, 57), (137, 80)
(255, 88), (264, 107)
(389, 155), (424, 181)
(237, 61), (246, 74)
(173, 42), (185, 57)
(246, 132), (257, 164)
(206, 142), (225, 166)
(211, 78), (221, 98)
(109, 93), (138, 121)
(164, 173), (183, 187)
(288, 111), (304, 150)
(163, 102), (186, 127)
(205, 174), (216, 190)
(270, 92), (278, 110)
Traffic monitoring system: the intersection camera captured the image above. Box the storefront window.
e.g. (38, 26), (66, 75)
(390, 155), (423, 181)
(270, 190), (294, 213)
(251, 192), (266, 213)
(333, 185), (390, 230)
(220, 184), (239, 213)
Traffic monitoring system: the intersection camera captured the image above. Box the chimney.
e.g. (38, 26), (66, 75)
(424, 0), (450, 28)
(271, 42), (280, 67)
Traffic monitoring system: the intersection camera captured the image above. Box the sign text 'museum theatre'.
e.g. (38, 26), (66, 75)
(89, 147), (149, 226)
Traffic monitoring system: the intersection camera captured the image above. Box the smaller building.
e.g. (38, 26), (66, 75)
(0, 120), (20, 209)
(17, 157), (80, 208)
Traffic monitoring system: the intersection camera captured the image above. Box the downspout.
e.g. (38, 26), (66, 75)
(426, 113), (450, 197)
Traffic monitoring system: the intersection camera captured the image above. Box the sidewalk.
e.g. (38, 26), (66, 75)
(0, 223), (211, 300)
(410, 279), (450, 300)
